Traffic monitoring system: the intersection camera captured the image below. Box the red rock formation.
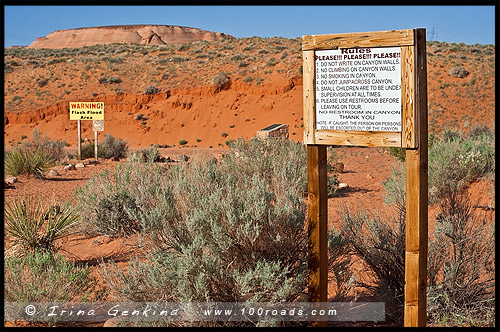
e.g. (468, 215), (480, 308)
(28, 25), (232, 49)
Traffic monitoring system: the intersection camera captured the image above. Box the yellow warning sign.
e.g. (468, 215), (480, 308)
(70, 102), (104, 120)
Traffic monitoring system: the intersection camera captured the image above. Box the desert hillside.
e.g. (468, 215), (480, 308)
(27, 25), (231, 49)
(4, 36), (495, 149)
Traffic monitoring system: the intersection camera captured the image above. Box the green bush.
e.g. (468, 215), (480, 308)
(73, 153), (163, 237)
(80, 142), (97, 159)
(94, 191), (140, 237)
(21, 128), (68, 162)
(426, 190), (495, 326)
(98, 76), (122, 84)
(211, 72), (230, 91)
(385, 147), (406, 162)
(133, 146), (162, 163)
(144, 85), (159, 95)
(4, 195), (79, 256)
(80, 134), (128, 160)
(4, 250), (105, 303)
(449, 66), (469, 78)
(428, 129), (494, 203)
(372, 129), (496, 326)
(339, 206), (406, 324)
(327, 174), (339, 197)
(179, 139), (188, 146)
(327, 226), (355, 301)
(99, 134), (128, 159)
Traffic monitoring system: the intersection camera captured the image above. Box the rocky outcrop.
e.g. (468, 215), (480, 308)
(28, 25), (231, 49)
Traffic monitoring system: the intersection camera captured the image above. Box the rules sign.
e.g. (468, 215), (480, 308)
(315, 47), (401, 132)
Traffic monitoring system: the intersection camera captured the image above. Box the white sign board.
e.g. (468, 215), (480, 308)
(315, 47), (402, 132)
(93, 120), (104, 132)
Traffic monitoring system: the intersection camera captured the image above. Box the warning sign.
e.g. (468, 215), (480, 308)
(315, 47), (401, 132)
(70, 102), (104, 120)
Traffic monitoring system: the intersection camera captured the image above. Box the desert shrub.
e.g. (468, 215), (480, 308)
(230, 54), (243, 61)
(179, 139), (188, 145)
(327, 227), (355, 301)
(47, 58), (67, 65)
(428, 130), (494, 203)
(170, 56), (187, 63)
(21, 128), (68, 162)
(4, 147), (56, 178)
(10, 95), (21, 104)
(266, 57), (278, 66)
(223, 138), (307, 197)
(211, 72), (231, 91)
(98, 76), (122, 84)
(426, 190), (495, 326)
(382, 164), (406, 207)
(108, 76), (122, 84)
(93, 190), (141, 237)
(134, 113), (146, 121)
(327, 174), (339, 197)
(449, 66), (469, 78)
(80, 133), (128, 159)
(339, 206), (406, 324)
(144, 85), (160, 95)
(108, 56), (124, 64)
(385, 147), (406, 162)
(36, 77), (49, 87)
(4, 195), (79, 256)
(97, 138), (311, 326)
(374, 130), (496, 326)
(442, 128), (461, 142)
(4, 250), (105, 303)
(80, 142), (97, 159)
(465, 124), (493, 140)
(133, 146), (162, 163)
(73, 153), (163, 237)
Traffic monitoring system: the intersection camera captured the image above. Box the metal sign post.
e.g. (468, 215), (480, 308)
(93, 120), (104, 161)
(77, 120), (81, 160)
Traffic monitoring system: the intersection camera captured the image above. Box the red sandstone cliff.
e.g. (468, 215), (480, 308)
(28, 25), (232, 49)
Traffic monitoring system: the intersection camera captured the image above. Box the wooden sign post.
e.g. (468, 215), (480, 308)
(302, 29), (428, 327)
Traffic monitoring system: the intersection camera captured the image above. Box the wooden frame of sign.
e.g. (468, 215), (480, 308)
(302, 28), (428, 327)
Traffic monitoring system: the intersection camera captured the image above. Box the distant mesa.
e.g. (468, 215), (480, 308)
(27, 24), (232, 49)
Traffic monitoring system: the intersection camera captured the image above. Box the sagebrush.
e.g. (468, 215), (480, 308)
(4, 250), (106, 303)
(73, 138), (345, 326)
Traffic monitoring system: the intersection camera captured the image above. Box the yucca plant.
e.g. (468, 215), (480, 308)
(4, 148), (26, 176)
(4, 147), (56, 178)
(4, 195), (80, 256)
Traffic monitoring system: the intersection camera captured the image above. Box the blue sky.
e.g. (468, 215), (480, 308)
(3, 5), (496, 48)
